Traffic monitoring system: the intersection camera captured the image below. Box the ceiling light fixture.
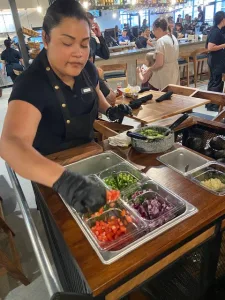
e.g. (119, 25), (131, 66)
(82, 1), (89, 9)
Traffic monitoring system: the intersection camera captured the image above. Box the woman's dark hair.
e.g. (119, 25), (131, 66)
(43, 0), (90, 37)
(154, 17), (174, 45)
(214, 11), (225, 26)
(153, 18), (168, 32)
(86, 12), (94, 20)
(175, 22), (183, 31)
(4, 40), (11, 48)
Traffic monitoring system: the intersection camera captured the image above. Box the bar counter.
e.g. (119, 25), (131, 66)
(95, 40), (206, 84)
(7, 115), (222, 300)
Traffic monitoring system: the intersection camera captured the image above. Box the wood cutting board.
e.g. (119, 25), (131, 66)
(46, 141), (103, 166)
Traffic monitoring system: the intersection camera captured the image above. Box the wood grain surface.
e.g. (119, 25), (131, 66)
(37, 131), (225, 297)
(116, 90), (210, 124)
(46, 141), (103, 166)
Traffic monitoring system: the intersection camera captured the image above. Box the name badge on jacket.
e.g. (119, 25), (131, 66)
(81, 87), (93, 94)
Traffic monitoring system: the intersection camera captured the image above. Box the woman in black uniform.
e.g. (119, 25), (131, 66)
(1, 39), (24, 82)
(0, 0), (132, 213)
(207, 11), (225, 111)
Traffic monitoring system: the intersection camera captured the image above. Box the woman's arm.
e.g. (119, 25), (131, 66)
(150, 52), (164, 71)
(208, 42), (225, 52)
(147, 40), (154, 47)
(96, 83), (111, 113)
(137, 67), (146, 83)
(0, 101), (64, 187)
(142, 52), (164, 82)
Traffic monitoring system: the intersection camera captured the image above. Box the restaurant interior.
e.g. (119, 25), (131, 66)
(1, 0), (225, 300)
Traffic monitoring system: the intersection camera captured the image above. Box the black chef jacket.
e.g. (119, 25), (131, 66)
(1, 48), (21, 64)
(206, 26), (225, 73)
(8, 50), (99, 155)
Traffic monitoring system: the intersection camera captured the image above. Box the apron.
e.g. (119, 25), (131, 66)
(40, 51), (99, 154)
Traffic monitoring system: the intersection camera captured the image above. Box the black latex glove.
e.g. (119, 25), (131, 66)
(106, 104), (133, 122)
(53, 170), (106, 213)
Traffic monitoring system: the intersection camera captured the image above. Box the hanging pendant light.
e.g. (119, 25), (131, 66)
(36, 0), (43, 13)
(1, 11), (8, 35)
(25, 9), (31, 28)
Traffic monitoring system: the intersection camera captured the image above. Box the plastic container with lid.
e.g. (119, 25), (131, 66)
(122, 180), (186, 231)
(99, 162), (147, 192)
(187, 162), (225, 196)
(83, 201), (147, 251)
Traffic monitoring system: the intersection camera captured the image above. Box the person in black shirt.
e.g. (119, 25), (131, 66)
(1, 39), (24, 82)
(141, 19), (148, 32)
(198, 6), (204, 23)
(86, 12), (110, 63)
(206, 11), (225, 110)
(0, 0), (132, 214)
(135, 30), (147, 49)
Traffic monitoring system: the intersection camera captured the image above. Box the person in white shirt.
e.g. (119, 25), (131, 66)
(142, 17), (180, 90)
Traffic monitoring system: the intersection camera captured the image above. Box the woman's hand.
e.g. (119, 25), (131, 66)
(92, 22), (101, 37)
(53, 170), (106, 213)
(142, 67), (152, 82)
(147, 40), (153, 47)
(136, 66), (141, 74)
(106, 104), (132, 122)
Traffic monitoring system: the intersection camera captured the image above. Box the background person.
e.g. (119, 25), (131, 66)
(86, 12), (110, 63)
(1, 39), (24, 82)
(119, 30), (130, 45)
(206, 11), (225, 111)
(142, 18), (180, 90)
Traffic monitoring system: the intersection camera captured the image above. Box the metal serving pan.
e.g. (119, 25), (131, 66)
(186, 162), (225, 196)
(64, 151), (124, 175)
(60, 178), (198, 265)
(157, 148), (209, 176)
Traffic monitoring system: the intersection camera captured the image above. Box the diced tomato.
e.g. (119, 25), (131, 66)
(120, 226), (126, 233)
(106, 190), (121, 202)
(91, 213), (131, 243)
(99, 207), (104, 214)
(125, 215), (132, 223)
(121, 209), (126, 217)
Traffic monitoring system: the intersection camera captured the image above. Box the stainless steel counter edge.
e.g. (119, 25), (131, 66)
(6, 163), (62, 298)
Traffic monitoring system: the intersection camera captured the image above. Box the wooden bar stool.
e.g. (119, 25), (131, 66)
(178, 53), (190, 87)
(0, 196), (30, 285)
(99, 63), (128, 87)
(190, 48), (209, 87)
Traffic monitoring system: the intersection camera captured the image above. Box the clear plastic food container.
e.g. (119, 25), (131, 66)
(122, 180), (186, 231)
(82, 201), (147, 251)
(99, 162), (147, 192)
(79, 174), (121, 220)
(187, 163), (225, 196)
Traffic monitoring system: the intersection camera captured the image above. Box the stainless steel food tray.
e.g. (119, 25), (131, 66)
(64, 151), (124, 175)
(157, 148), (209, 176)
(186, 162), (225, 196)
(59, 180), (198, 265)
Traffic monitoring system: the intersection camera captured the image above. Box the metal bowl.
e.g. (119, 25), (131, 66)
(130, 126), (174, 154)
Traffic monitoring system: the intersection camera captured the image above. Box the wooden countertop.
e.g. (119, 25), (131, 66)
(116, 90), (210, 125)
(37, 131), (225, 297)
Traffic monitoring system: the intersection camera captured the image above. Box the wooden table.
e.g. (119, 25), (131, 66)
(116, 90), (210, 125)
(34, 118), (225, 299)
